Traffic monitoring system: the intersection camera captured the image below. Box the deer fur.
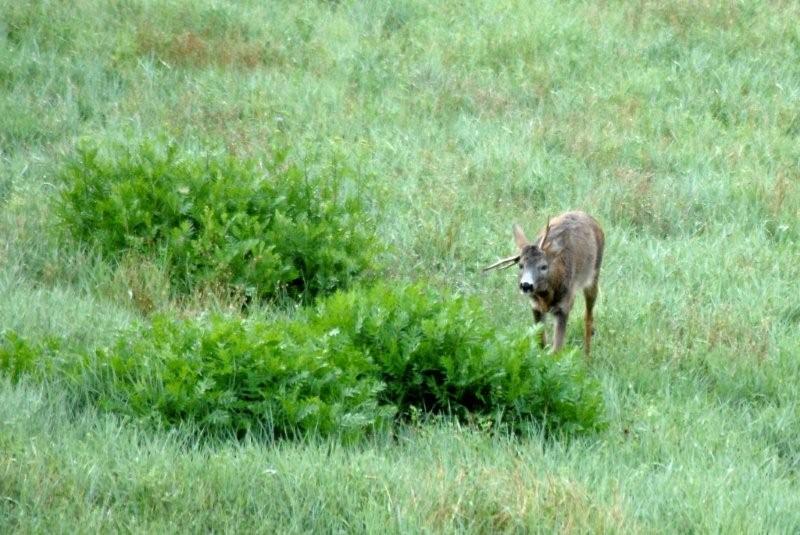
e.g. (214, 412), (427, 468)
(484, 211), (604, 357)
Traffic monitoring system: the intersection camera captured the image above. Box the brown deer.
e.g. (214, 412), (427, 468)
(484, 211), (604, 356)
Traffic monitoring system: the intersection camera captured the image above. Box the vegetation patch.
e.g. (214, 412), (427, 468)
(56, 139), (377, 303)
(0, 284), (604, 440)
(136, 27), (278, 69)
(130, 3), (287, 69)
(308, 284), (604, 433)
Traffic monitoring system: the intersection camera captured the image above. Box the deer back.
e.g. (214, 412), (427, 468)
(537, 211), (604, 294)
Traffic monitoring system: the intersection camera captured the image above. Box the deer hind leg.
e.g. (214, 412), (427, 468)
(583, 283), (598, 358)
(532, 308), (546, 348)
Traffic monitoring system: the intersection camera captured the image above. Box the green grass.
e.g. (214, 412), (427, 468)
(2, 0), (799, 531)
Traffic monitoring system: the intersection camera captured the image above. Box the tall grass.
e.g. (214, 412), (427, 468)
(1, 0), (799, 531)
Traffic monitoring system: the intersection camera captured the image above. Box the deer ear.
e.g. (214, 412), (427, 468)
(513, 224), (529, 249)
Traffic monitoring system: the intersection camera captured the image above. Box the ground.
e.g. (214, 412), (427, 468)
(1, 0), (799, 532)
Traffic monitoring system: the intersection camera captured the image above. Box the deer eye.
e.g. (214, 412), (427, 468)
(518, 263), (523, 270)
(539, 264), (548, 272)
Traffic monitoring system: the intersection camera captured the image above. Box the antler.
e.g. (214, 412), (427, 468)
(537, 215), (552, 249)
(482, 254), (521, 272)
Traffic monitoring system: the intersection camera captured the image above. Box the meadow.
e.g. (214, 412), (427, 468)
(2, 0), (800, 532)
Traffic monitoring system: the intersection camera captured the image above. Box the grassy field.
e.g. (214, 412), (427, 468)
(2, 0), (800, 532)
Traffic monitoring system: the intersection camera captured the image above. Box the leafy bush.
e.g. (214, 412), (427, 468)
(0, 322), (393, 440)
(307, 285), (605, 433)
(0, 284), (605, 439)
(56, 139), (376, 302)
(86, 315), (394, 440)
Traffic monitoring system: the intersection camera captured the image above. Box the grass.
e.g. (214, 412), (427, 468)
(1, 0), (799, 531)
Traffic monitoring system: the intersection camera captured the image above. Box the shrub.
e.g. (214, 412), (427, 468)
(0, 284), (605, 439)
(87, 315), (394, 440)
(56, 139), (376, 302)
(0, 321), (393, 441)
(307, 284), (606, 433)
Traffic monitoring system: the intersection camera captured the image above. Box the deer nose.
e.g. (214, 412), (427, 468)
(519, 281), (534, 293)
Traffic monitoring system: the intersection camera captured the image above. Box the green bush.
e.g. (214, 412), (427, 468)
(87, 315), (394, 440)
(56, 139), (376, 301)
(0, 284), (605, 439)
(307, 285), (605, 433)
(1, 324), (393, 441)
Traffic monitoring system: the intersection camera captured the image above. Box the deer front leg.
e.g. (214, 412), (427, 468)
(532, 308), (546, 348)
(552, 310), (568, 353)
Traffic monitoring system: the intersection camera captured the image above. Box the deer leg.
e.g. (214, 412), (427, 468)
(532, 308), (546, 348)
(552, 310), (568, 353)
(583, 283), (598, 358)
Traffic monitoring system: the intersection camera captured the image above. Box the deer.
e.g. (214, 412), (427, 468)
(483, 211), (605, 357)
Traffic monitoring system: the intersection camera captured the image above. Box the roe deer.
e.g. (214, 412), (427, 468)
(484, 211), (604, 357)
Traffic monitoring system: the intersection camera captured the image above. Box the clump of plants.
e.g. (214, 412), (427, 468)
(56, 139), (377, 302)
(307, 284), (605, 433)
(0, 284), (605, 440)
